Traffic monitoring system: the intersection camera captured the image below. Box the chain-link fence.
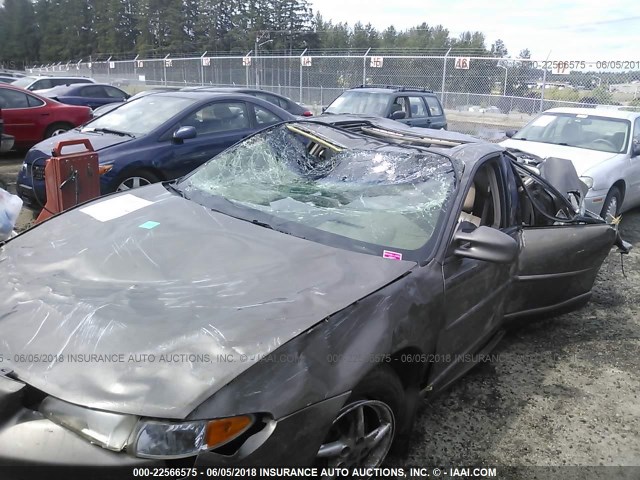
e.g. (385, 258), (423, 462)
(27, 53), (640, 139)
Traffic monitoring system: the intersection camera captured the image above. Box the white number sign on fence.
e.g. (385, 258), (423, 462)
(109, 61), (115, 69)
(301, 56), (312, 67)
(454, 57), (470, 69)
(165, 59), (173, 68)
(370, 56), (384, 68)
(202, 57), (211, 67)
(242, 57), (252, 67)
(137, 60), (144, 68)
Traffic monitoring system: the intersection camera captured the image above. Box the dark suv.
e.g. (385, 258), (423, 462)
(323, 85), (447, 129)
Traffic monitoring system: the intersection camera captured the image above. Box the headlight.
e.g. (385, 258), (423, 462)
(579, 176), (594, 189)
(41, 396), (255, 458)
(133, 415), (254, 459)
(40, 396), (139, 451)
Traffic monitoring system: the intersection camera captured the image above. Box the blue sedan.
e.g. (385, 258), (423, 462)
(16, 91), (295, 209)
(39, 83), (130, 109)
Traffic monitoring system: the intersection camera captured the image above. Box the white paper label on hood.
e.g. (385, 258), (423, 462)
(80, 194), (153, 222)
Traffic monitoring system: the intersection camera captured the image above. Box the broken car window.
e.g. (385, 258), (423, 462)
(178, 123), (456, 253)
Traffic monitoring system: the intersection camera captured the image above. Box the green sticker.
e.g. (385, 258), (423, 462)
(139, 221), (160, 230)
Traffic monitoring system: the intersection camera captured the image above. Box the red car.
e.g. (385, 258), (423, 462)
(0, 83), (91, 149)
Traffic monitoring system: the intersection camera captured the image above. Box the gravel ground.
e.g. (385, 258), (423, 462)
(1, 145), (639, 477)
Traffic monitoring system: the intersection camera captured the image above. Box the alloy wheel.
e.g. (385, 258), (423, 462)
(116, 176), (153, 191)
(316, 399), (395, 478)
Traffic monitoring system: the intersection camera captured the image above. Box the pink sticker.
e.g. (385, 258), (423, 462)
(383, 250), (403, 261)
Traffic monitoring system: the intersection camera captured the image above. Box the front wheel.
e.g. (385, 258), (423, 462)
(115, 170), (161, 192)
(601, 186), (621, 223)
(315, 367), (403, 477)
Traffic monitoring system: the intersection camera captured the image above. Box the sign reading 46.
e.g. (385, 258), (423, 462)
(454, 57), (470, 69)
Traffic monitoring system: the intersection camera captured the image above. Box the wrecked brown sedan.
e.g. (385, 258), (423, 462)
(0, 119), (630, 475)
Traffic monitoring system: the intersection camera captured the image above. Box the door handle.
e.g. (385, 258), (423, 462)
(40, 113), (50, 116)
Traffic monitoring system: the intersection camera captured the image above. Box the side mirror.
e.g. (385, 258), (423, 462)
(173, 126), (197, 143)
(632, 142), (640, 158)
(452, 226), (518, 264)
(321, 106), (327, 113)
(505, 129), (517, 138)
(390, 111), (406, 120)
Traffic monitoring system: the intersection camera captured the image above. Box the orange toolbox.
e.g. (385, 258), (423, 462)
(36, 139), (100, 223)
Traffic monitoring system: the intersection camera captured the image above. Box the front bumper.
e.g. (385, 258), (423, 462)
(0, 376), (347, 474)
(584, 188), (609, 217)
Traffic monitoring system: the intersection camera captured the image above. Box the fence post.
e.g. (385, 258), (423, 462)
(362, 48), (371, 85)
(163, 54), (170, 86)
(299, 48), (307, 103)
(441, 48), (451, 104)
(540, 68), (548, 113)
(245, 50), (252, 88)
(106, 56), (112, 82)
(133, 54), (139, 81)
(200, 51), (207, 85)
(539, 51), (551, 113)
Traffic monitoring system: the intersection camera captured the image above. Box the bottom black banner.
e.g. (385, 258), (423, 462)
(0, 465), (639, 480)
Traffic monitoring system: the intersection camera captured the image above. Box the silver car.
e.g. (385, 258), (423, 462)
(501, 107), (640, 220)
(11, 75), (96, 91)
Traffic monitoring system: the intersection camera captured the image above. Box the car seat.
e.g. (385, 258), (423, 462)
(561, 122), (582, 146)
(610, 131), (625, 152)
(458, 183), (481, 227)
(212, 104), (245, 131)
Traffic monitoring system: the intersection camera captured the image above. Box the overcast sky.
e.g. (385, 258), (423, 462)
(309, 0), (640, 60)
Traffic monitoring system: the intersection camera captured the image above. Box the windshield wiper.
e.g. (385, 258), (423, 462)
(83, 127), (135, 138)
(165, 182), (185, 198)
(251, 219), (273, 230)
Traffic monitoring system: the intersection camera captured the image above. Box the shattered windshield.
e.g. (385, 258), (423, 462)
(178, 123), (455, 256)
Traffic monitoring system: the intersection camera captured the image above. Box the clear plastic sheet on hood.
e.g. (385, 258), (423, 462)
(0, 183), (415, 419)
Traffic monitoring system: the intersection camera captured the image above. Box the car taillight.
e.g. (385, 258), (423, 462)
(302, 110), (313, 117)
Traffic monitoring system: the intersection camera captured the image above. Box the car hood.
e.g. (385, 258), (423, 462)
(500, 139), (619, 174)
(27, 130), (133, 161)
(0, 184), (415, 418)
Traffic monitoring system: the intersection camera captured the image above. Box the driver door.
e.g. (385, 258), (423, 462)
(504, 161), (617, 319)
(164, 101), (254, 179)
(427, 156), (517, 391)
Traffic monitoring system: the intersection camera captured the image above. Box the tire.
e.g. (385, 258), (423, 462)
(44, 123), (72, 138)
(601, 186), (621, 223)
(114, 169), (161, 192)
(315, 366), (404, 475)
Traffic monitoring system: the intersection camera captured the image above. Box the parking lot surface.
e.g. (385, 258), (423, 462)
(1, 140), (639, 474)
